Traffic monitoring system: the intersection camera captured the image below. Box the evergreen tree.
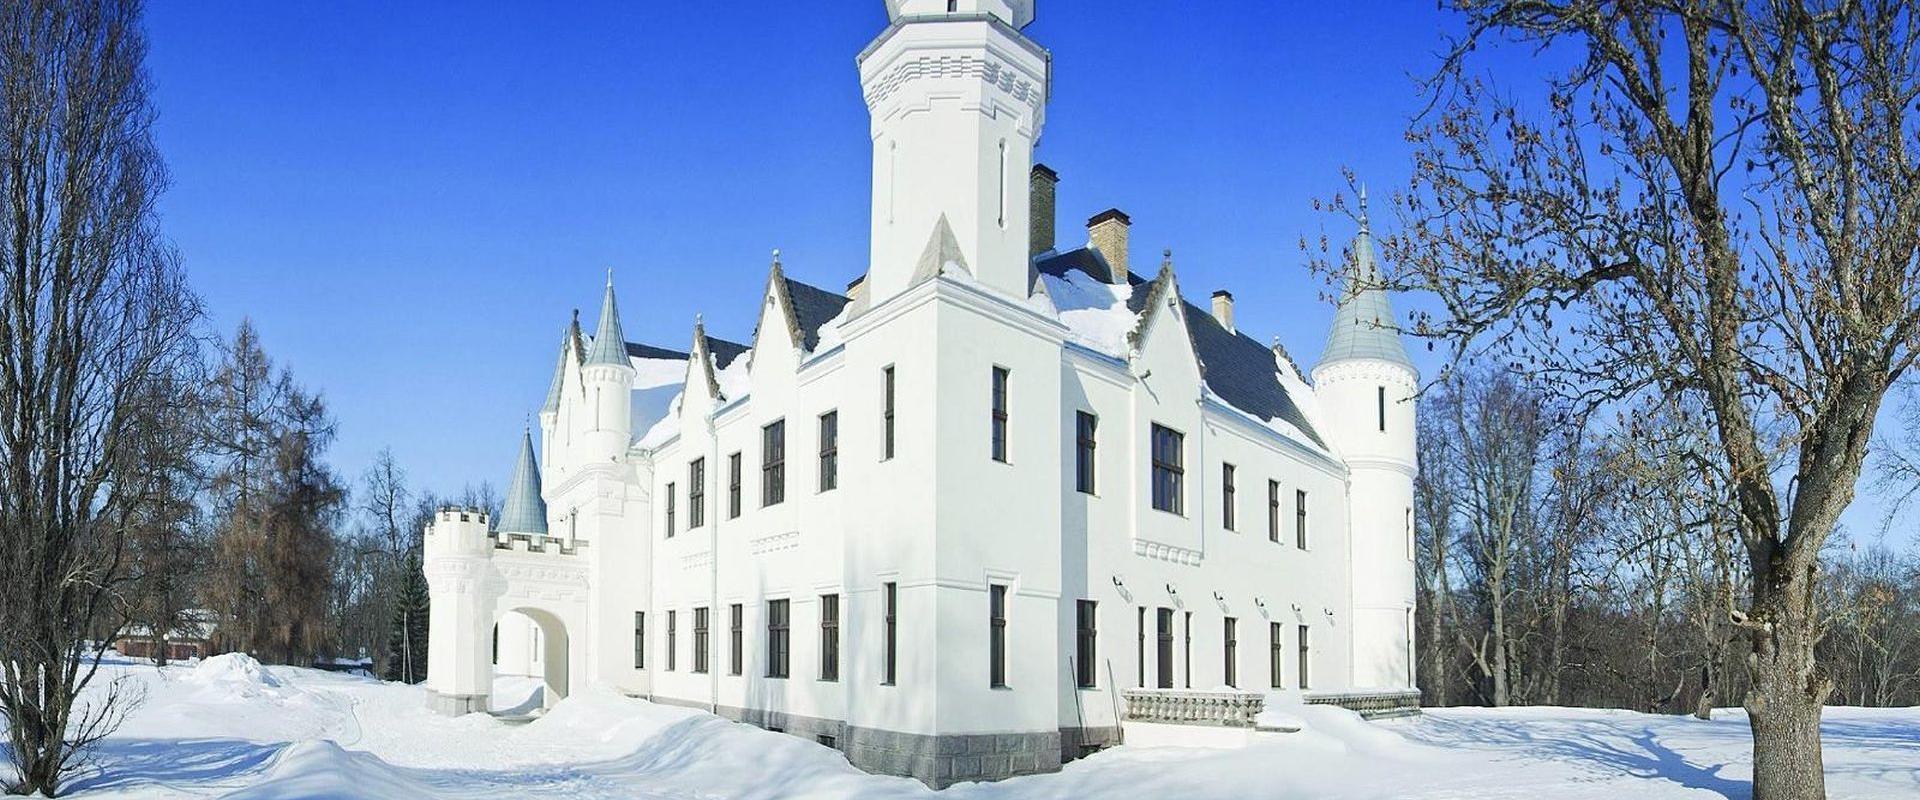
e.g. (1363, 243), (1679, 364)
(385, 553), (430, 684)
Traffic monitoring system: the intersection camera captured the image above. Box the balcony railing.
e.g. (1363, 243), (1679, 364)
(1121, 688), (1266, 728)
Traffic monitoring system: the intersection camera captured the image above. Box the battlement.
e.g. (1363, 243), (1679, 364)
(495, 531), (587, 557)
(424, 506), (497, 558)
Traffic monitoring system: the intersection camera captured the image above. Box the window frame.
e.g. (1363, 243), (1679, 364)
(1154, 607), (1174, 689)
(633, 611), (645, 670)
(1270, 621), (1284, 689)
(1074, 600), (1097, 689)
(820, 593), (840, 681)
(1298, 624), (1311, 689)
(1150, 424), (1185, 515)
(991, 366), (1010, 463)
(882, 581), (898, 685)
(881, 365), (896, 461)
(762, 419), (786, 507)
(729, 603), (743, 676)
(1074, 411), (1097, 494)
(1224, 616), (1238, 688)
(692, 606), (710, 674)
(1295, 489), (1309, 550)
(818, 410), (839, 492)
(664, 481), (676, 538)
(1222, 463), (1237, 531)
(1268, 479), (1281, 543)
(727, 452), (742, 519)
(989, 584), (1009, 688)
(766, 599), (790, 679)
(666, 609), (677, 672)
(688, 458), (706, 529)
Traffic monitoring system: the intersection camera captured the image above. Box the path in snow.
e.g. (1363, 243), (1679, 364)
(44, 656), (1920, 799)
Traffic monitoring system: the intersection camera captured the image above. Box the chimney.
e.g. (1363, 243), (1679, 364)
(1029, 164), (1058, 257)
(1087, 208), (1130, 283)
(1211, 290), (1235, 333)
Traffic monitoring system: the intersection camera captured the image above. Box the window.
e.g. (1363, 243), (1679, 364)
(728, 452), (742, 519)
(882, 365), (896, 460)
(1075, 600), (1097, 688)
(729, 603), (743, 676)
(1298, 625), (1311, 689)
(1074, 412), (1097, 494)
(1150, 424), (1184, 514)
(693, 607), (710, 674)
(1136, 607), (1146, 687)
(1270, 622), (1284, 688)
(1407, 507), (1415, 560)
(665, 482), (676, 538)
(818, 411), (839, 492)
(1155, 608), (1174, 689)
(633, 612), (645, 669)
(882, 582), (898, 685)
(1296, 490), (1309, 549)
(1268, 480), (1281, 542)
(989, 584), (1009, 687)
(991, 367), (1010, 462)
(667, 610), (677, 671)
(767, 599), (790, 678)
(1222, 463), (1237, 530)
(820, 594), (840, 681)
(1224, 617), (1238, 688)
(817, 734), (837, 749)
(762, 420), (786, 506)
(1183, 610), (1193, 688)
(688, 458), (706, 529)
(996, 139), (1007, 228)
(1378, 385), (1387, 432)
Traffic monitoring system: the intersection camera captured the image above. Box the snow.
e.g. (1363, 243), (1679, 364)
(1038, 269), (1136, 355)
(50, 657), (1920, 799)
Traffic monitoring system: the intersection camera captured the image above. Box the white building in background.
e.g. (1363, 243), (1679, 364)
(423, 0), (1418, 786)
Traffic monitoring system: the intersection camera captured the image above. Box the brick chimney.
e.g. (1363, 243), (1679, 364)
(1211, 290), (1235, 333)
(1029, 164), (1058, 257)
(1087, 208), (1130, 283)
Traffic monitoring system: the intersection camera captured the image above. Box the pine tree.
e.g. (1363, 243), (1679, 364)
(386, 554), (430, 684)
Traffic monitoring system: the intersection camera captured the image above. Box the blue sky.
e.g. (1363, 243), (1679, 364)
(139, 1), (1909, 542)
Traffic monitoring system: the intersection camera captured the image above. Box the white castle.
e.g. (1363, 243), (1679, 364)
(423, 0), (1418, 786)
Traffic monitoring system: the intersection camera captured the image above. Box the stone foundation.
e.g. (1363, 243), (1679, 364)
(427, 691), (489, 716)
(651, 695), (1062, 787)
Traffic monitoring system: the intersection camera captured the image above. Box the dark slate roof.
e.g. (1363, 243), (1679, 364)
(625, 337), (751, 370)
(783, 277), (851, 352)
(1036, 246), (1326, 449)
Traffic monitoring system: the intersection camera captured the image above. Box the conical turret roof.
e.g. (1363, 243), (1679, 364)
(540, 321), (574, 416)
(497, 428), (547, 536)
(585, 275), (632, 369)
(1319, 193), (1413, 370)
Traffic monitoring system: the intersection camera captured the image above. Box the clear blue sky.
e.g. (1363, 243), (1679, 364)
(139, 1), (1907, 542)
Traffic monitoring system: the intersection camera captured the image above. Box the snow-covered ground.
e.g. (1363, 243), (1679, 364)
(45, 655), (1920, 799)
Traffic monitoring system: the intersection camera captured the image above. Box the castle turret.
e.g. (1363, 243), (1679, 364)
(423, 507), (498, 714)
(1311, 191), (1418, 692)
(580, 276), (635, 463)
(498, 428), (548, 537)
(860, 0), (1048, 304)
(538, 316), (580, 473)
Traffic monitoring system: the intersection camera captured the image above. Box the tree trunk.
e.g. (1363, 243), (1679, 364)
(1744, 567), (1830, 800)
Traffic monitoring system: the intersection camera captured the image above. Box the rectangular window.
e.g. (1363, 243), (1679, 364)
(882, 582), (898, 685)
(820, 594), (840, 681)
(1183, 610), (1193, 688)
(1075, 600), (1097, 689)
(667, 610), (677, 672)
(1296, 489), (1309, 549)
(991, 367), (1010, 462)
(818, 411), (838, 492)
(766, 599), (790, 678)
(1150, 424), (1184, 514)
(1298, 625), (1311, 689)
(1136, 607), (1146, 687)
(1270, 622), (1284, 688)
(1155, 608), (1174, 689)
(665, 482), (676, 538)
(1224, 617), (1238, 688)
(729, 603), (743, 676)
(693, 607), (710, 674)
(989, 584), (1009, 687)
(762, 420), (786, 506)
(1378, 385), (1387, 432)
(728, 452), (742, 519)
(1075, 411), (1097, 494)
(1222, 463), (1237, 530)
(688, 458), (706, 529)
(882, 365), (896, 460)
(633, 611), (645, 670)
(1268, 480), (1281, 542)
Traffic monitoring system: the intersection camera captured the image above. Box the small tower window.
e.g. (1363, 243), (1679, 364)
(1377, 386), (1387, 432)
(997, 140), (1008, 229)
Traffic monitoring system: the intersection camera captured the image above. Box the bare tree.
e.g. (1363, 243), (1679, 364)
(0, 0), (200, 792)
(1360, 2), (1920, 795)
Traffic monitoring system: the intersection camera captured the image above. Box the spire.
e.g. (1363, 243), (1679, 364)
(584, 274), (632, 369)
(1319, 195), (1412, 370)
(496, 427), (548, 536)
(540, 323), (571, 416)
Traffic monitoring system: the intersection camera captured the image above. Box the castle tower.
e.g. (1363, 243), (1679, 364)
(422, 507), (499, 715)
(580, 277), (635, 464)
(860, 0), (1048, 304)
(1311, 192), (1419, 692)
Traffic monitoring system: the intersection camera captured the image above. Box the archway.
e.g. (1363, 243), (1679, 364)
(495, 606), (569, 711)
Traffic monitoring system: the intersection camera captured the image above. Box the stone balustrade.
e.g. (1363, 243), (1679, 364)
(1303, 688), (1422, 719)
(1122, 688), (1266, 728)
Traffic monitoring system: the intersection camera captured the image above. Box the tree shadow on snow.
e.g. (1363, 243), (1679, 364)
(1408, 715), (1750, 799)
(61, 737), (284, 794)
